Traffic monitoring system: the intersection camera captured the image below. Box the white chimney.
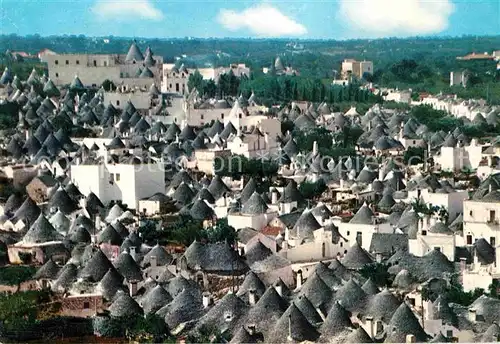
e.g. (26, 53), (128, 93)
(150, 255), (157, 268)
(312, 141), (318, 156)
(275, 284), (283, 297)
(95, 215), (102, 230)
(296, 270), (303, 289)
(315, 307), (327, 322)
(247, 324), (256, 336)
(406, 334), (416, 343)
(248, 289), (257, 305)
(271, 190), (278, 204)
(129, 280), (138, 297)
(365, 316), (374, 338)
(202, 292), (212, 308)
(468, 308), (477, 323)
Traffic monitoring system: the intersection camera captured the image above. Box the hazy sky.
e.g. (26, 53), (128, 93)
(1, 0), (499, 39)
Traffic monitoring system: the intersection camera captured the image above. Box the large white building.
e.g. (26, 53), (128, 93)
(46, 42), (163, 87)
(70, 159), (165, 210)
(435, 139), (484, 172)
(161, 63), (250, 95)
(341, 59), (374, 79)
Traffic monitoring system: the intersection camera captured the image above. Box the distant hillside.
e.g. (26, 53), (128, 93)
(1, 34), (499, 77)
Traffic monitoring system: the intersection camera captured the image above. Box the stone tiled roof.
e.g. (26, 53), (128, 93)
(109, 291), (143, 317)
(267, 304), (320, 343)
(342, 242), (373, 270)
(23, 213), (63, 244)
(113, 251), (143, 282)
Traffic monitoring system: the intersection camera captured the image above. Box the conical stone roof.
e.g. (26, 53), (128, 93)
(80, 249), (114, 282)
(109, 291), (143, 317)
(113, 251), (143, 282)
(342, 242), (373, 270)
(142, 285), (172, 314)
(34, 259), (60, 279)
(386, 302), (427, 343)
(23, 213), (63, 244)
(268, 304), (320, 343)
(321, 300), (353, 336)
(124, 41), (144, 62)
(97, 268), (125, 301)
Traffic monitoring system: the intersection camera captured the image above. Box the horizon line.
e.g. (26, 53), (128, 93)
(1, 33), (500, 42)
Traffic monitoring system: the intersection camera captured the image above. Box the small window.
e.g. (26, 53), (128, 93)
(116, 100), (120, 106)
(93, 60), (97, 67)
(176, 83), (179, 92)
(469, 210), (473, 217)
(76, 60), (80, 65)
(55, 73), (59, 77)
(65, 60), (69, 65)
(169, 83), (172, 89)
(115, 173), (120, 182)
(201, 114), (204, 120)
(422, 230), (427, 236)
(347, 231), (350, 236)
(491, 237), (496, 247)
(239, 114), (242, 119)
(55, 60), (58, 65)
(83, 301), (90, 309)
(221, 113), (224, 119)
(466, 235), (473, 245)
(434, 247), (441, 252)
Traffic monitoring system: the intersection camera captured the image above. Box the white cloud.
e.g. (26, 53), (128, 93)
(339, 0), (454, 37)
(217, 4), (307, 37)
(92, 0), (164, 21)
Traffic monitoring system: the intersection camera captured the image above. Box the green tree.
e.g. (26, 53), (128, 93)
(359, 263), (392, 287)
(0, 265), (36, 287)
(204, 79), (217, 98)
(204, 218), (237, 243)
(299, 180), (327, 200)
(101, 79), (116, 91)
(404, 147), (425, 166)
(0, 101), (19, 130)
(187, 70), (204, 95)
